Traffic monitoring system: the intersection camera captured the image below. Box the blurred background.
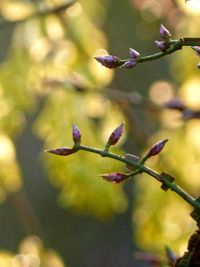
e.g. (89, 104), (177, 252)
(0, 0), (199, 266)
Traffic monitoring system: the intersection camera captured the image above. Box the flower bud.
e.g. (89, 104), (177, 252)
(121, 60), (137, 69)
(101, 172), (128, 183)
(159, 24), (171, 40)
(72, 123), (81, 144)
(192, 46), (200, 56)
(45, 147), (75, 156)
(106, 123), (124, 147)
(155, 40), (168, 51)
(147, 139), (169, 157)
(94, 55), (120, 68)
(129, 48), (140, 59)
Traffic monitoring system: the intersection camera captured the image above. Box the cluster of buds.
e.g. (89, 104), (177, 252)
(155, 24), (171, 52)
(46, 123), (169, 184)
(94, 47), (140, 70)
(46, 123), (81, 156)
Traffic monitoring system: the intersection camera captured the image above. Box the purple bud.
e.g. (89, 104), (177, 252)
(198, 62), (200, 69)
(106, 123), (124, 147)
(94, 55), (120, 69)
(101, 172), (128, 183)
(192, 46), (200, 56)
(164, 98), (186, 111)
(159, 24), (171, 40)
(155, 40), (168, 51)
(72, 123), (81, 144)
(45, 147), (75, 156)
(121, 60), (137, 69)
(129, 48), (140, 59)
(147, 139), (169, 157)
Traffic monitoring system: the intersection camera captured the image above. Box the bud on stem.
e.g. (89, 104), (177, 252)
(105, 123), (124, 150)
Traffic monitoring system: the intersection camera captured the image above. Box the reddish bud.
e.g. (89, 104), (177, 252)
(129, 48), (140, 59)
(121, 60), (137, 69)
(147, 139), (169, 157)
(106, 123), (124, 147)
(192, 46), (200, 56)
(155, 40), (168, 51)
(45, 147), (75, 156)
(101, 172), (128, 183)
(159, 24), (171, 40)
(72, 123), (81, 144)
(94, 55), (120, 69)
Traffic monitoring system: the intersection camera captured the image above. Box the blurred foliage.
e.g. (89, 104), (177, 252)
(0, 0), (200, 265)
(0, 235), (66, 267)
(131, 0), (200, 256)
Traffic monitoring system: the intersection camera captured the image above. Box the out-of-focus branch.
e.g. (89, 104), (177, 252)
(0, 0), (76, 30)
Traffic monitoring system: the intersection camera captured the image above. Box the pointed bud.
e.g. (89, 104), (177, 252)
(106, 123), (124, 147)
(101, 172), (128, 183)
(94, 55), (120, 69)
(191, 46), (200, 56)
(159, 24), (171, 40)
(72, 123), (81, 144)
(155, 40), (168, 51)
(129, 48), (140, 59)
(147, 139), (169, 157)
(45, 147), (75, 156)
(121, 60), (137, 69)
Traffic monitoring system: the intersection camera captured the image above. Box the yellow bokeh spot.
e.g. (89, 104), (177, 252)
(66, 2), (82, 17)
(0, 135), (15, 162)
(181, 0), (200, 14)
(141, 0), (162, 22)
(1, 1), (34, 21)
(180, 77), (200, 109)
(149, 80), (174, 104)
(45, 15), (64, 40)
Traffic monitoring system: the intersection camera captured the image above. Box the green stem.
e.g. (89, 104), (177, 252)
(119, 38), (200, 65)
(78, 144), (200, 211)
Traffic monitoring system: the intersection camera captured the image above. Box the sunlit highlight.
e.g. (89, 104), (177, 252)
(149, 81), (174, 104)
(180, 78), (200, 109)
(66, 2), (82, 17)
(1, 2), (34, 21)
(0, 135), (15, 162)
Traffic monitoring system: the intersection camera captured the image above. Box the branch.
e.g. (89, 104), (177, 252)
(45, 124), (200, 216)
(94, 25), (200, 69)
(0, 0), (76, 30)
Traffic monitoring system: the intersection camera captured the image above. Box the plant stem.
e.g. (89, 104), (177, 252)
(78, 144), (200, 211)
(119, 38), (200, 65)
